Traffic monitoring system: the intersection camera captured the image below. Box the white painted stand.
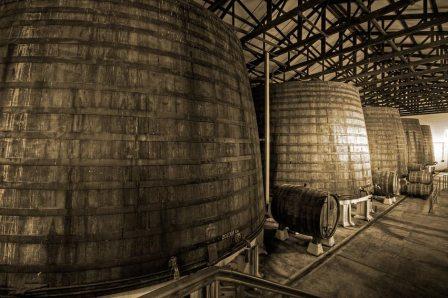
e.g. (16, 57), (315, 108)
(339, 195), (373, 227)
(307, 241), (324, 256)
(355, 196), (373, 221)
(383, 197), (394, 205)
(339, 204), (355, 227)
(373, 195), (396, 205)
(275, 229), (289, 241)
(321, 236), (335, 247)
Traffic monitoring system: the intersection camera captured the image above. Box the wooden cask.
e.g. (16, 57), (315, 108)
(408, 163), (424, 171)
(407, 183), (432, 198)
(363, 107), (408, 177)
(408, 171), (433, 184)
(401, 118), (425, 165)
(254, 81), (372, 199)
(0, 0), (265, 292)
(421, 125), (435, 165)
(271, 185), (339, 240)
(372, 171), (399, 196)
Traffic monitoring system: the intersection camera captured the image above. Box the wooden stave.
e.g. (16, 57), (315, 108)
(0, 0), (265, 290)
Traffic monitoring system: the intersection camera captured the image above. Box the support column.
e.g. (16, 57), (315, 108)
(264, 51), (270, 205)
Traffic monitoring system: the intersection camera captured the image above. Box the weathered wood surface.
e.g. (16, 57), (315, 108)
(254, 81), (372, 199)
(420, 125), (435, 165)
(401, 118), (425, 166)
(363, 107), (408, 177)
(0, 0), (264, 289)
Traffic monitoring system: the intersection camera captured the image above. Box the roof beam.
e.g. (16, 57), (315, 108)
(281, 16), (448, 74)
(240, 0), (323, 43)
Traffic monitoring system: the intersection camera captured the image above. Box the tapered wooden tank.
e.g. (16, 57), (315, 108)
(0, 0), (265, 292)
(254, 81), (372, 199)
(401, 118), (425, 165)
(363, 107), (408, 177)
(421, 125), (435, 164)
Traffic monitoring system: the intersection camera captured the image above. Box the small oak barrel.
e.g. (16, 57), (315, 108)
(0, 0), (264, 292)
(373, 171), (399, 196)
(400, 178), (408, 194)
(253, 81), (373, 199)
(408, 171), (433, 184)
(401, 118), (426, 165)
(421, 125), (435, 165)
(271, 185), (339, 240)
(363, 107), (408, 177)
(407, 183), (432, 198)
(408, 163), (424, 171)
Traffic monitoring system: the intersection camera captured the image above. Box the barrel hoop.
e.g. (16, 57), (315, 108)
(0, 0), (238, 38)
(0, 5), (233, 42)
(0, 186), (256, 218)
(0, 82), (252, 112)
(0, 155), (255, 167)
(0, 131), (256, 143)
(0, 57), (241, 94)
(0, 109), (251, 128)
(0, 168), (259, 190)
(0, 200), (260, 245)
(0, 218), (265, 274)
(0, 40), (242, 87)
(0, 18), (238, 68)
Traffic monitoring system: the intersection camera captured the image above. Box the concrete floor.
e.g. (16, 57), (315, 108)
(287, 191), (448, 297)
(261, 198), (395, 284)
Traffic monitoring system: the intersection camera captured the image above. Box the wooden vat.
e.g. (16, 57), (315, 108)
(401, 118), (425, 165)
(421, 125), (435, 165)
(363, 107), (408, 177)
(254, 81), (372, 199)
(0, 0), (264, 291)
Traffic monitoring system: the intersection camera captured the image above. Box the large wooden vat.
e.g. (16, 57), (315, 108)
(0, 0), (265, 292)
(363, 107), (408, 177)
(421, 125), (435, 165)
(271, 185), (339, 240)
(254, 81), (372, 199)
(401, 118), (425, 165)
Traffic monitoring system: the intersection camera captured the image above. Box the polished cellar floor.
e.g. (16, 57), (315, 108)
(288, 191), (448, 297)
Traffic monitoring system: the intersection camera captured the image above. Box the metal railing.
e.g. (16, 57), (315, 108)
(142, 266), (317, 298)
